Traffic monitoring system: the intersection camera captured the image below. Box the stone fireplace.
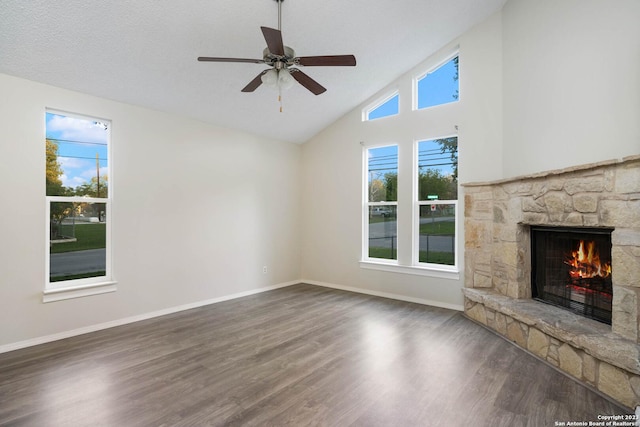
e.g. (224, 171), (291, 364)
(462, 155), (640, 409)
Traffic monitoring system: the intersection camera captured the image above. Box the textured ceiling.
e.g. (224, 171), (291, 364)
(0, 0), (506, 143)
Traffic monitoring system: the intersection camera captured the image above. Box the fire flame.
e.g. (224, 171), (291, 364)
(564, 240), (611, 279)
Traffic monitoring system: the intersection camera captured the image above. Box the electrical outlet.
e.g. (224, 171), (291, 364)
(262, 266), (268, 274)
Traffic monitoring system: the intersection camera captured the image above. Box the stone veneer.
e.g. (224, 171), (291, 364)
(462, 155), (640, 409)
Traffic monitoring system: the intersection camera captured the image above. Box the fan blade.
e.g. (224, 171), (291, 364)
(241, 71), (268, 92)
(290, 69), (326, 95)
(198, 57), (264, 64)
(297, 55), (356, 67)
(261, 26), (285, 56)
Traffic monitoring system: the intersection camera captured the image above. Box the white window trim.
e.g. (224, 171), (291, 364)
(359, 260), (459, 280)
(412, 200), (459, 270)
(45, 198), (116, 303)
(412, 135), (459, 272)
(362, 143), (399, 264)
(412, 50), (459, 111)
(362, 90), (400, 121)
(360, 136), (461, 279)
(362, 201), (399, 264)
(43, 281), (117, 303)
(44, 110), (116, 302)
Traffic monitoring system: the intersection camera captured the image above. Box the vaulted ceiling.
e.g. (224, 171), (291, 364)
(0, 0), (506, 143)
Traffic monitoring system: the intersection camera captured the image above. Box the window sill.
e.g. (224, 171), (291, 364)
(359, 260), (459, 280)
(43, 281), (117, 303)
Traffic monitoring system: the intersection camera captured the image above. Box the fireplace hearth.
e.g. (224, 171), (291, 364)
(462, 155), (640, 408)
(531, 226), (613, 324)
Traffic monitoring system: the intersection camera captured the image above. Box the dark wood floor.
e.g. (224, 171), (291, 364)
(0, 284), (629, 426)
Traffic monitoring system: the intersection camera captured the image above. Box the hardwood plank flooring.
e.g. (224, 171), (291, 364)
(0, 284), (631, 426)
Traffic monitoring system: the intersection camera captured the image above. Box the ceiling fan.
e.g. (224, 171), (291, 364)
(197, 0), (356, 96)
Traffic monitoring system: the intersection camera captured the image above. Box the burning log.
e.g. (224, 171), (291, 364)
(564, 240), (611, 279)
(564, 239), (613, 306)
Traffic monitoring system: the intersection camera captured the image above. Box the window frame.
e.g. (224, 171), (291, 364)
(412, 200), (458, 271)
(360, 137), (460, 280)
(44, 109), (116, 302)
(413, 51), (459, 111)
(362, 143), (399, 265)
(362, 90), (400, 121)
(413, 136), (459, 271)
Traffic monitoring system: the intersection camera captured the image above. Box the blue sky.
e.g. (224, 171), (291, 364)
(368, 56), (458, 120)
(46, 112), (108, 189)
(368, 94), (399, 120)
(368, 140), (455, 182)
(367, 145), (398, 179)
(417, 56), (458, 109)
(417, 139), (456, 176)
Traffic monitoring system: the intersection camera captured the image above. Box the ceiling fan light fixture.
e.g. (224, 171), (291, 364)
(261, 69), (278, 87)
(261, 68), (295, 91)
(278, 69), (295, 90)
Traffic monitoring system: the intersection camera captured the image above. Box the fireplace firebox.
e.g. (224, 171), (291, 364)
(531, 226), (613, 324)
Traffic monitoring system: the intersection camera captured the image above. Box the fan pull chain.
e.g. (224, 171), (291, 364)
(278, 87), (283, 112)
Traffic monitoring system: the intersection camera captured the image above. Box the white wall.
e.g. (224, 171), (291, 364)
(299, 0), (640, 308)
(3, 0), (638, 351)
(299, 12), (504, 308)
(502, 0), (640, 177)
(0, 73), (301, 348)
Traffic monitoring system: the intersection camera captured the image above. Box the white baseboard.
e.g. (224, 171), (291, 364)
(0, 280), (299, 355)
(1, 279), (463, 354)
(302, 279), (464, 312)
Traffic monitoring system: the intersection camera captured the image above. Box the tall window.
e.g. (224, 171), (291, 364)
(362, 51), (460, 276)
(415, 137), (458, 268)
(415, 55), (459, 110)
(45, 111), (112, 295)
(365, 145), (398, 261)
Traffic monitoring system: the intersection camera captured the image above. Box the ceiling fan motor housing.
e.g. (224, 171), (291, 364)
(263, 46), (296, 69)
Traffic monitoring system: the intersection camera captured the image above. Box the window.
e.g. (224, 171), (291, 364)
(361, 137), (459, 276)
(361, 51), (460, 277)
(45, 110), (114, 301)
(364, 145), (398, 261)
(415, 137), (458, 268)
(364, 92), (399, 121)
(415, 55), (459, 110)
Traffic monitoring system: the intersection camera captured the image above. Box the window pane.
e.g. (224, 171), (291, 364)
(46, 113), (109, 197)
(367, 145), (398, 202)
(418, 203), (455, 265)
(367, 94), (399, 120)
(50, 202), (107, 282)
(417, 56), (458, 109)
(417, 137), (458, 200)
(368, 205), (397, 260)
